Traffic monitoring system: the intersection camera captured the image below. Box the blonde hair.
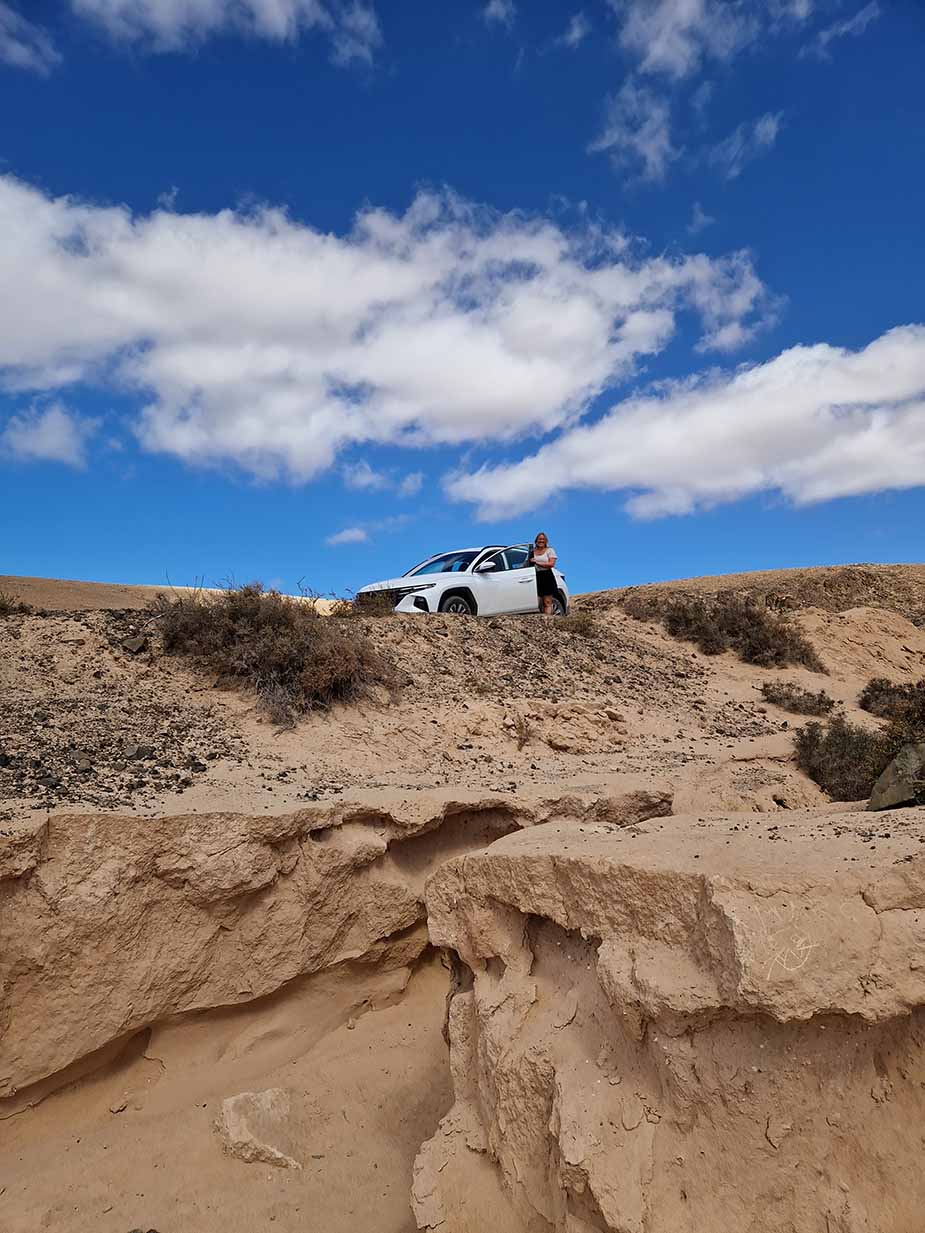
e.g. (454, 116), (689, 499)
(534, 531), (548, 545)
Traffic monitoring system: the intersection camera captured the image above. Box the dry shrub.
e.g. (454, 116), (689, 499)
(559, 610), (597, 638)
(513, 713), (532, 749)
(760, 680), (837, 716)
(794, 717), (906, 802)
(149, 583), (392, 725)
(858, 677), (925, 725)
(795, 687), (925, 799)
(0, 590), (32, 616)
(624, 591), (823, 671)
(331, 590), (396, 618)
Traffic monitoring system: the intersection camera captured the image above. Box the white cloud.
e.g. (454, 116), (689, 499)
(590, 78), (679, 182)
(690, 79), (713, 120)
(483, 0), (516, 27)
(768, 0), (814, 22)
(446, 325), (925, 520)
(609, 0), (759, 80)
(709, 110), (783, 179)
(1, 403), (96, 466)
(560, 12), (591, 48)
(344, 460), (423, 495)
(343, 459), (389, 490)
(326, 526), (368, 545)
(328, 1), (382, 64)
(0, 174), (771, 481)
(607, 1), (818, 80)
(687, 201), (715, 234)
(398, 471), (423, 497)
(0, 2), (60, 74)
(802, 1), (879, 59)
(70, 0), (382, 62)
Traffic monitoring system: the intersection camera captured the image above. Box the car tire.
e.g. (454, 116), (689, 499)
(549, 595), (567, 616)
(439, 593), (474, 616)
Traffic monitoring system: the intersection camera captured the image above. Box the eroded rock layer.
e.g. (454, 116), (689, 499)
(416, 809), (925, 1233)
(0, 788), (671, 1097)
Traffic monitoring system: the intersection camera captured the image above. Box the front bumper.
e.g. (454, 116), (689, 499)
(394, 593), (431, 613)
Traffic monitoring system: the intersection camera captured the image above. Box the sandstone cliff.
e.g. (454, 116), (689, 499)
(416, 808), (925, 1232)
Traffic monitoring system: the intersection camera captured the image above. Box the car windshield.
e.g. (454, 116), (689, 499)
(406, 550), (479, 576)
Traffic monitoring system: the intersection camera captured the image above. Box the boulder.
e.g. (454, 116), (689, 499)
(215, 1088), (303, 1170)
(416, 808), (925, 1233)
(868, 741), (925, 811)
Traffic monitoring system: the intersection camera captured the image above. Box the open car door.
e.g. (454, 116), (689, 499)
(470, 544), (537, 615)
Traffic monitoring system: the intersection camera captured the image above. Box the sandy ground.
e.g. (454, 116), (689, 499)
(4, 576), (924, 824)
(2, 955), (453, 1233)
(0, 575), (336, 613)
(2, 565), (924, 1233)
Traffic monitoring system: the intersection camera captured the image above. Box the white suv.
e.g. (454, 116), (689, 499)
(356, 544), (569, 616)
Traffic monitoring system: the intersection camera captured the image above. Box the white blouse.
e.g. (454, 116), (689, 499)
(532, 548), (557, 566)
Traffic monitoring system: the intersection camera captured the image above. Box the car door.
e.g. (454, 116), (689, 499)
(501, 544), (540, 613)
(469, 549), (524, 615)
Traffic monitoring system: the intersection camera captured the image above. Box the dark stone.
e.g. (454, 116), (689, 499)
(0, 750), (11, 768)
(36, 774), (60, 789)
(868, 742), (925, 812)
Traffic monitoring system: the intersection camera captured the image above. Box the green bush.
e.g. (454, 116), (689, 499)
(149, 583), (392, 726)
(760, 680), (837, 716)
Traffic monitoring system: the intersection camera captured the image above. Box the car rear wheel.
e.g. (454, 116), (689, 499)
(549, 595), (567, 616)
(439, 593), (474, 615)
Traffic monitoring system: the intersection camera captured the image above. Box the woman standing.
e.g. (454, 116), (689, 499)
(528, 532), (558, 615)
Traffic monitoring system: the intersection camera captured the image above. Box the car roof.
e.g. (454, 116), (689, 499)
(422, 545), (506, 557)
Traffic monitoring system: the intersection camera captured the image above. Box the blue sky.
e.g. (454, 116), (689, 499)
(1, 0), (923, 596)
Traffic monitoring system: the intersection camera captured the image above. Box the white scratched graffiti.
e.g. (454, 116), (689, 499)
(724, 898), (843, 981)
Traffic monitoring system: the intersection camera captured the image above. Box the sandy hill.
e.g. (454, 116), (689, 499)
(586, 560), (925, 623)
(1, 563), (924, 1233)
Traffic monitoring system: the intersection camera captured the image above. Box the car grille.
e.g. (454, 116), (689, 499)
(356, 589), (399, 608)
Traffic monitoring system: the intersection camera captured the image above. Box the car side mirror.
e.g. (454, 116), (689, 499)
(475, 561), (496, 572)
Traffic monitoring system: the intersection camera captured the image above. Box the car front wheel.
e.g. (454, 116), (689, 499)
(439, 593), (474, 615)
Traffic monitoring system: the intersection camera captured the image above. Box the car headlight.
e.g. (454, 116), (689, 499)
(396, 583), (436, 596)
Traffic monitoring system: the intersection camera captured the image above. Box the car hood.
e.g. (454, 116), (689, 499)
(356, 576), (433, 593)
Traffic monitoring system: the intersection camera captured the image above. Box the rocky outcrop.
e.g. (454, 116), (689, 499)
(0, 787), (672, 1098)
(415, 808), (925, 1232)
(868, 741), (925, 810)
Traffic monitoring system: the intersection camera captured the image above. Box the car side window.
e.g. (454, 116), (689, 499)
(475, 549), (508, 572)
(505, 547), (530, 570)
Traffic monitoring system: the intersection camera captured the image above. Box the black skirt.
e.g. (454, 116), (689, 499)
(535, 566), (557, 597)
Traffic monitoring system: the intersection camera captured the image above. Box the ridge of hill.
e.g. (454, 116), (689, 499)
(586, 561), (925, 624)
